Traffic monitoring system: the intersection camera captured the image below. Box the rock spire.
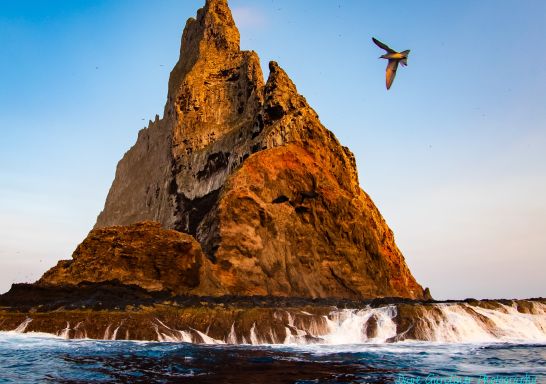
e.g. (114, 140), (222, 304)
(51, 0), (428, 299)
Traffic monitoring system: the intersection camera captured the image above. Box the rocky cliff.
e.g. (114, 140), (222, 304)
(41, 0), (427, 300)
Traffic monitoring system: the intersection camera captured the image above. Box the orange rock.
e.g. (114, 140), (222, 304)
(43, 0), (428, 300)
(39, 222), (208, 295)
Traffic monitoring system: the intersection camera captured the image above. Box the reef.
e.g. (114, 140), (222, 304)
(0, 287), (544, 343)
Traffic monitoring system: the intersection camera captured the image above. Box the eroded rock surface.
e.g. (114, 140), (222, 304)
(39, 222), (208, 295)
(52, 0), (427, 299)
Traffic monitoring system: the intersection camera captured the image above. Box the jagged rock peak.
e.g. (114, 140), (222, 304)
(168, 0), (240, 96)
(84, 0), (428, 300)
(194, 0), (239, 52)
(266, 61), (298, 97)
(264, 61), (310, 122)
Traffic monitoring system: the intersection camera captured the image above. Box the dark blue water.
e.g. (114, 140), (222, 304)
(0, 333), (544, 383)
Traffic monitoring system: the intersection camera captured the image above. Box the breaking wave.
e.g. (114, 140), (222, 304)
(5, 301), (546, 345)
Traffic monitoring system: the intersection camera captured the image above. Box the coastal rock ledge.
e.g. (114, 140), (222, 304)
(26, 0), (429, 300)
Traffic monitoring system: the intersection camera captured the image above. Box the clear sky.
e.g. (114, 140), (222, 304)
(1, 0), (545, 299)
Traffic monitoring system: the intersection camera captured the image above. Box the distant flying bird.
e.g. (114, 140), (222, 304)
(372, 37), (410, 90)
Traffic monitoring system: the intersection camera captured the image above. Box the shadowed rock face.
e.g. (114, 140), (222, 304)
(95, 0), (264, 232)
(52, 0), (427, 299)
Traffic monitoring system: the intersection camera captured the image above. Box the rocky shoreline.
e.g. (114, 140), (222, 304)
(1, 283), (544, 343)
(3, 280), (539, 313)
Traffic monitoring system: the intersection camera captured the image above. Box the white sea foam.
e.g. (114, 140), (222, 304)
(226, 322), (237, 344)
(278, 302), (546, 345)
(322, 306), (398, 344)
(59, 322), (71, 339)
(192, 328), (225, 344)
(5, 301), (546, 345)
(14, 318), (32, 333)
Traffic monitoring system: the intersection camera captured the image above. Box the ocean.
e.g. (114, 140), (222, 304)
(1, 333), (544, 383)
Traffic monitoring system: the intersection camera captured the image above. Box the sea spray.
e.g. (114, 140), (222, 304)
(4, 301), (546, 344)
(13, 318), (32, 333)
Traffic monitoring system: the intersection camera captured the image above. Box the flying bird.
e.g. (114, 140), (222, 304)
(372, 37), (410, 90)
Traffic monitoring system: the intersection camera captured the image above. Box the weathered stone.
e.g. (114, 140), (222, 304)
(39, 222), (209, 295)
(58, 0), (426, 299)
(206, 144), (424, 298)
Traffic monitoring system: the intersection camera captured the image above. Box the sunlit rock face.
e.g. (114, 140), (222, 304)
(39, 222), (209, 294)
(82, 0), (427, 299)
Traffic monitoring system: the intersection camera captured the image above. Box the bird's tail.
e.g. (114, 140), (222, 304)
(400, 50), (410, 66)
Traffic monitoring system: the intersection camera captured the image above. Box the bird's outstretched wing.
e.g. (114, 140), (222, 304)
(385, 60), (399, 90)
(372, 37), (395, 53)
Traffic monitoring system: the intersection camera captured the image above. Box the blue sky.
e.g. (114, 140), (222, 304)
(1, 0), (545, 299)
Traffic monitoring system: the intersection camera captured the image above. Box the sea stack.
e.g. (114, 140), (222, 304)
(40, 0), (427, 300)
